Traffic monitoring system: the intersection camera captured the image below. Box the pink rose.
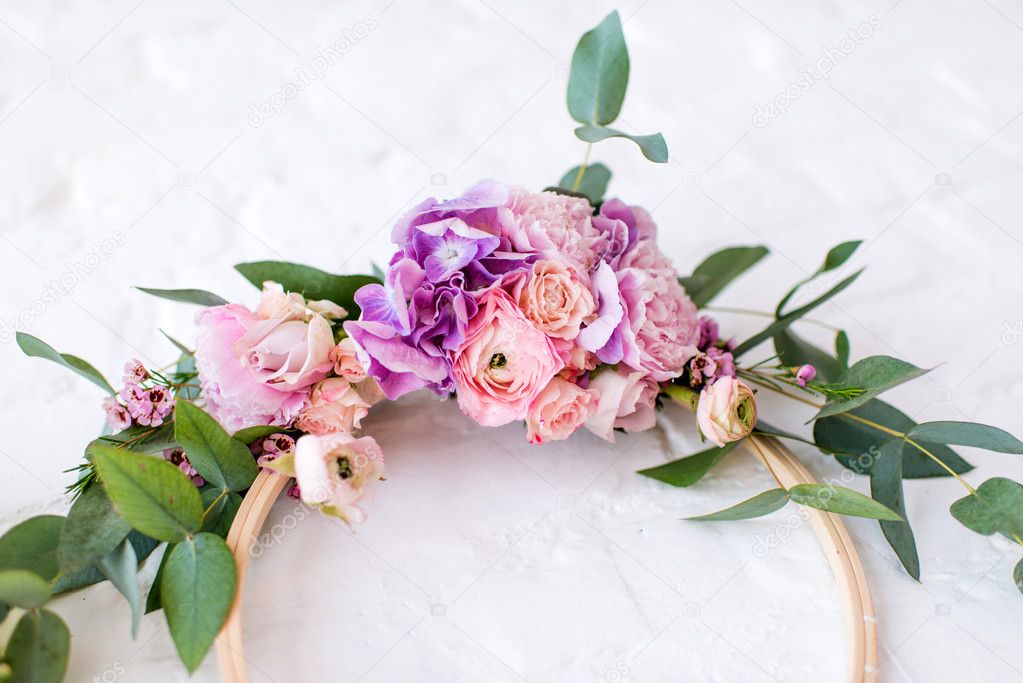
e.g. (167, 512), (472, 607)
(295, 378), (372, 435)
(526, 378), (599, 444)
(292, 433), (385, 525)
(516, 259), (595, 339)
(584, 367), (659, 442)
(195, 303), (334, 432)
(452, 288), (564, 426)
(696, 377), (757, 447)
(329, 337), (368, 382)
(256, 281), (347, 321)
(499, 189), (607, 271)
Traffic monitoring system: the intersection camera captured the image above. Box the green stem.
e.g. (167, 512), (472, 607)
(570, 143), (593, 192)
(662, 383), (699, 410)
(705, 305), (841, 332)
(202, 489), (228, 521)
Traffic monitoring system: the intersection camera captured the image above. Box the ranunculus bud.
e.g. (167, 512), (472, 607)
(696, 377), (757, 447)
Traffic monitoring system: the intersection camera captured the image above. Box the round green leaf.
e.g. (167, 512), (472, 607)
(16, 332), (114, 394)
(162, 533), (237, 672)
(815, 355), (930, 419)
(59, 484), (132, 574)
(789, 483), (902, 521)
(909, 421), (1023, 455)
(638, 442), (741, 488)
(91, 445), (203, 542)
(567, 10), (629, 126)
(687, 488), (789, 521)
(0, 516), (64, 581)
(6, 609), (70, 683)
(0, 570), (51, 609)
(949, 477), (1023, 538)
(175, 401), (258, 492)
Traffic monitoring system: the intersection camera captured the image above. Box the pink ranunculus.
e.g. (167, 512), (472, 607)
(696, 376), (757, 447)
(292, 433), (385, 525)
(516, 259), (596, 340)
(329, 337), (368, 382)
(526, 377), (599, 444)
(295, 378), (372, 436)
(499, 189), (607, 271)
(584, 367), (660, 442)
(452, 288), (564, 427)
(194, 303), (334, 432)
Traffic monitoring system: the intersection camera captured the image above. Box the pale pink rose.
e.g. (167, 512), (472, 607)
(499, 189), (607, 271)
(293, 433), (385, 525)
(517, 259), (596, 339)
(194, 304), (334, 432)
(526, 378), (599, 445)
(696, 377), (757, 447)
(295, 378), (371, 435)
(329, 337), (367, 382)
(452, 288), (564, 427)
(584, 367), (659, 442)
(256, 281), (347, 321)
(552, 337), (598, 382)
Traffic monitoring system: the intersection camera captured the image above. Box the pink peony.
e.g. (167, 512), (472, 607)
(452, 288), (564, 426)
(500, 189), (606, 271)
(293, 432), (385, 525)
(515, 259), (595, 340)
(194, 303), (334, 432)
(329, 337), (368, 382)
(696, 376), (757, 447)
(585, 367), (659, 442)
(525, 378), (599, 444)
(295, 378), (372, 436)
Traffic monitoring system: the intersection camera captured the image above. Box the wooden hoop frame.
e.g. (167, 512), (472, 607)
(216, 435), (878, 683)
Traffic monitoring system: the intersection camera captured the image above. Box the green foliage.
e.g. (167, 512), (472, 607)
(637, 441), (742, 487)
(135, 287), (227, 306)
(835, 330), (850, 370)
(1015, 558), (1023, 594)
(909, 421), (1023, 454)
(776, 240), (862, 315)
(950, 478), (1023, 538)
(558, 163), (612, 204)
(815, 356), (929, 419)
(678, 246), (769, 308)
(161, 533), (237, 672)
(234, 261), (379, 317)
(0, 516), (64, 582)
(145, 544), (173, 614)
(788, 484), (902, 520)
(232, 425), (285, 445)
(200, 489), (243, 538)
(567, 10), (629, 126)
(773, 329), (842, 382)
(89, 422), (179, 456)
(573, 125), (668, 162)
(15, 333), (114, 394)
(0, 570), (52, 609)
(53, 531), (159, 595)
(869, 439), (920, 580)
(91, 445), (203, 542)
(97, 538), (143, 637)
(59, 484), (132, 574)
(174, 401), (258, 492)
(5, 609), (70, 683)
(687, 488), (789, 521)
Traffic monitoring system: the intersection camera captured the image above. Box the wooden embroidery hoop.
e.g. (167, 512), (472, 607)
(215, 434), (878, 683)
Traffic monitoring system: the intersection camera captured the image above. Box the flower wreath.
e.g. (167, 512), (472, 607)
(2, 11), (1021, 683)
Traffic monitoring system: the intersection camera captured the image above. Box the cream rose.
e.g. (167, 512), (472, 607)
(518, 259), (596, 339)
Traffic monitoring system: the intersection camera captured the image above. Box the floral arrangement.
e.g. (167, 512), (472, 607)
(1, 11), (1021, 682)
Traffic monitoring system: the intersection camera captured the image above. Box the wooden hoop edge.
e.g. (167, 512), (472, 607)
(216, 440), (878, 683)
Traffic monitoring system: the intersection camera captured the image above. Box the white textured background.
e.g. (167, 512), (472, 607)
(2, 0), (1022, 681)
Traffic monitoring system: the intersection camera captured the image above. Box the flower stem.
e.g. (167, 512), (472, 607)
(202, 489), (228, 521)
(570, 144), (593, 192)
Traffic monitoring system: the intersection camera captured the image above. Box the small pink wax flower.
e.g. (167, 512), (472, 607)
(794, 364), (816, 387)
(102, 396), (132, 432)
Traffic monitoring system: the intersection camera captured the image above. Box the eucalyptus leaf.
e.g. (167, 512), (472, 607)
(59, 484), (132, 574)
(788, 483), (902, 520)
(949, 478), (1023, 538)
(678, 246), (769, 308)
(232, 425), (286, 445)
(870, 439), (920, 580)
(135, 287), (227, 307)
(752, 422), (817, 447)
(558, 163), (612, 204)
(637, 441), (741, 487)
(835, 330), (850, 370)
(89, 422), (178, 456)
(145, 543), (174, 614)
(52, 531), (159, 595)
(686, 488), (789, 521)
(91, 445), (203, 542)
(776, 240), (862, 315)
(733, 269), (862, 357)
(97, 538), (143, 637)
(816, 356), (930, 419)
(0, 515), (64, 581)
(162, 533), (237, 672)
(5, 609), (70, 683)
(15, 332), (114, 394)
(160, 330), (193, 355)
(0, 570), (51, 609)
(174, 401), (258, 492)
(812, 399), (973, 478)
(773, 329), (842, 382)
(567, 10), (629, 126)
(234, 261), (379, 317)
(201, 490), (242, 538)
(1014, 558), (1023, 594)
(175, 351), (200, 401)
(908, 421), (1023, 454)
(574, 125), (668, 163)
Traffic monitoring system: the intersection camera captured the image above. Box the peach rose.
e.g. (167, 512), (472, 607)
(329, 337), (368, 382)
(696, 377), (757, 446)
(295, 378), (372, 435)
(452, 288), (564, 426)
(518, 259), (595, 339)
(526, 378), (599, 444)
(256, 281), (347, 322)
